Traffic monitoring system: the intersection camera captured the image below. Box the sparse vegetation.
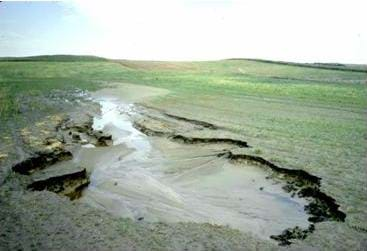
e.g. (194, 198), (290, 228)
(0, 55), (366, 249)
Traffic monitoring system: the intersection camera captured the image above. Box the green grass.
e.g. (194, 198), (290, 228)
(0, 56), (366, 247)
(1, 57), (365, 117)
(0, 61), (118, 117)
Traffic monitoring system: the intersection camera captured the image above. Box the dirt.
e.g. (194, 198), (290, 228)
(12, 150), (73, 175)
(28, 166), (89, 200)
(133, 120), (248, 148)
(0, 84), (353, 250)
(0, 86), (278, 250)
(7, 96), (117, 200)
(129, 101), (347, 245)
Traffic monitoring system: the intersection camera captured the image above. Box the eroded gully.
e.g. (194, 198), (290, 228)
(70, 97), (311, 241)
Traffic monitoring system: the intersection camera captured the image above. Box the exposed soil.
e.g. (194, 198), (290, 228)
(9, 103), (115, 200)
(74, 98), (310, 242)
(134, 121), (249, 148)
(12, 150), (73, 175)
(0, 88), (279, 250)
(131, 103), (347, 246)
(0, 85), (351, 250)
(27, 166), (89, 200)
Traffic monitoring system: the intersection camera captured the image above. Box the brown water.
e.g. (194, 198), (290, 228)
(72, 97), (309, 240)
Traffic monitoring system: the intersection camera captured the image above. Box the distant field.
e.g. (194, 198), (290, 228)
(0, 55), (366, 248)
(1, 57), (366, 117)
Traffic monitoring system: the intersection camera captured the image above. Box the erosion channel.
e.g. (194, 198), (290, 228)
(45, 89), (344, 246)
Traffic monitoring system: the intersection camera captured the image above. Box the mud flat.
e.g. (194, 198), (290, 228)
(0, 85), (275, 250)
(1, 56), (365, 250)
(75, 97), (309, 240)
(0, 84), (350, 250)
(65, 87), (345, 246)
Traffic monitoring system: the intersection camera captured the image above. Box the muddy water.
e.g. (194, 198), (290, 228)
(78, 97), (309, 239)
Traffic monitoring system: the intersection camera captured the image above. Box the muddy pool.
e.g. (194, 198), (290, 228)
(67, 97), (310, 240)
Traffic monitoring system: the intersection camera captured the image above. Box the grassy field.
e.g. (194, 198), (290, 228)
(0, 56), (366, 248)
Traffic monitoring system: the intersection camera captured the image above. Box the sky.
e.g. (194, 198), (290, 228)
(0, 0), (366, 63)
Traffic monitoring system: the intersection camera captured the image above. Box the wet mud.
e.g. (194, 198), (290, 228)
(10, 102), (115, 200)
(12, 150), (72, 175)
(48, 98), (306, 241)
(4, 90), (347, 247)
(27, 166), (89, 200)
(134, 121), (249, 148)
(140, 104), (219, 130)
(163, 112), (219, 129)
(131, 103), (347, 245)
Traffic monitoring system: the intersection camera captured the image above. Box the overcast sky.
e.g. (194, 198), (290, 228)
(0, 0), (366, 63)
